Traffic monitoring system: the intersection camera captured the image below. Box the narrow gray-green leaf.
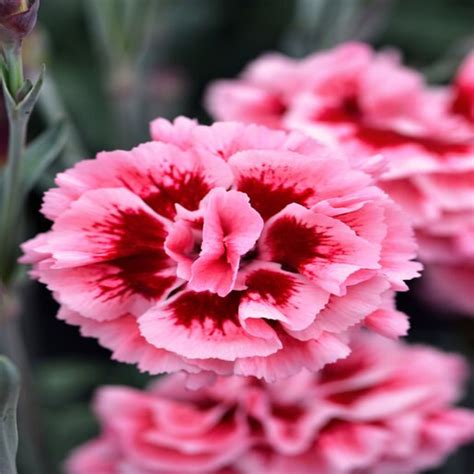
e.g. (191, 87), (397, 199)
(0, 356), (20, 474)
(21, 121), (68, 197)
(17, 65), (45, 118)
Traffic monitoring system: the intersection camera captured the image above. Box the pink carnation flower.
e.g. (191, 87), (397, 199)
(21, 118), (420, 381)
(206, 44), (474, 316)
(66, 333), (474, 474)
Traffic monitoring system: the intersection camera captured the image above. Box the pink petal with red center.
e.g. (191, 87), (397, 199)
(229, 149), (372, 220)
(239, 262), (329, 332)
(57, 307), (201, 374)
(260, 204), (380, 295)
(42, 140), (233, 221)
(37, 188), (178, 320)
(139, 290), (282, 361)
(289, 277), (390, 341)
(43, 188), (170, 268)
(234, 331), (351, 382)
(40, 262), (179, 322)
(188, 188), (263, 296)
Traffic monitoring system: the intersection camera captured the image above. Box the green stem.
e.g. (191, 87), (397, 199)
(0, 108), (28, 283)
(0, 28), (47, 474)
(3, 45), (24, 98)
(0, 288), (46, 474)
(0, 355), (20, 474)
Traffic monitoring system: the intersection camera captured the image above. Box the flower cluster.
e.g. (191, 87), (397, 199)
(21, 118), (420, 381)
(66, 333), (474, 474)
(207, 43), (474, 316)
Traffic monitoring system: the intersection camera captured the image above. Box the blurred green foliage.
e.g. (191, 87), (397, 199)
(35, 358), (151, 471)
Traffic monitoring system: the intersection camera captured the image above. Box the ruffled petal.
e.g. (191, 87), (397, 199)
(290, 277), (390, 341)
(239, 261), (329, 332)
(42, 140), (233, 221)
(229, 150), (371, 220)
(260, 203), (380, 295)
(39, 188), (178, 320)
(189, 188), (263, 296)
(234, 332), (351, 382)
(139, 290), (282, 361)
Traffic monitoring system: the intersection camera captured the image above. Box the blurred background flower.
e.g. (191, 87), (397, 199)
(64, 333), (474, 474)
(3, 0), (473, 472)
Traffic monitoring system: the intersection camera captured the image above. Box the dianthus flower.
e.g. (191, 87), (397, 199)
(65, 333), (474, 474)
(207, 44), (474, 316)
(21, 118), (420, 380)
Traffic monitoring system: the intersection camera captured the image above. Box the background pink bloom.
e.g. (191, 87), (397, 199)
(66, 333), (474, 474)
(21, 118), (420, 381)
(206, 44), (474, 316)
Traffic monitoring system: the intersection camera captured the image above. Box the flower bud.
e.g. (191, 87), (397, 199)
(0, 0), (39, 46)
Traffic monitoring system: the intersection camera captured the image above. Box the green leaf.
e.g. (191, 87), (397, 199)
(0, 356), (20, 474)
(15, 80), (33, 103)
(21, 121), (68, 198)
(16, 65), (45, 118)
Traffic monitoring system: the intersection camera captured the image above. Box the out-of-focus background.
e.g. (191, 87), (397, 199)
(11, 0), (474, 472)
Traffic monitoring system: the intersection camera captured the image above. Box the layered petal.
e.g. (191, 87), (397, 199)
(229, 150), (371, 220)
(260, 204), (380, 295)
(139, 290), (282, 361)
(188, 188), (263, 296)
(239, 262), (329, 333)
(42, 140), (233, 221)
(39, 188), (178, 320)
